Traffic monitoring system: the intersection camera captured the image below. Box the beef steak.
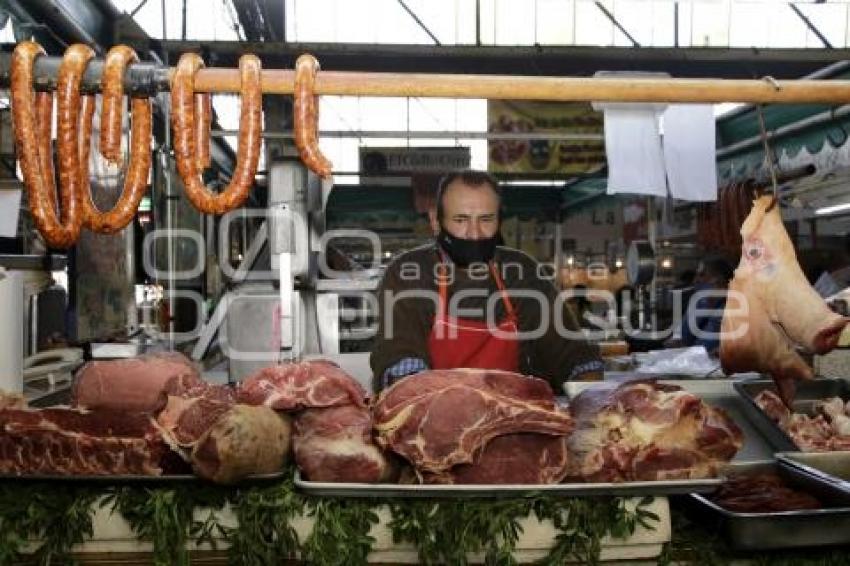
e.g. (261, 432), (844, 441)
(372, 369), (573, 474)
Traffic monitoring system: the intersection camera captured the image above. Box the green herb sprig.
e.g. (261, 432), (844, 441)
(0, 482), (98, 565)
(226, 471), (305, 566)
(301, 498), (380, 566)
(104, 483), (228, 566)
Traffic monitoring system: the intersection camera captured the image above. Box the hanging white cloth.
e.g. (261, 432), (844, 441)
(663, 104), (718, 202)
(601, 104), (667, 197)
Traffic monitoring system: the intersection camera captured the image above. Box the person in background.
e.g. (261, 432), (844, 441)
(370, 170), (603, 393)
(678, 257), (734, 354)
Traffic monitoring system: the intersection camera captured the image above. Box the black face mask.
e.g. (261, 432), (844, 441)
(437, 229), (498, 266)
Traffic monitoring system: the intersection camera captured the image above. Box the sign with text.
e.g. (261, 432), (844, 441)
(488, 100), (605, 175)
(359, 146), (471, 175)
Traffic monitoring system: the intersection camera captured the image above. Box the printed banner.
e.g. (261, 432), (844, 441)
(488, 100), (605, 174)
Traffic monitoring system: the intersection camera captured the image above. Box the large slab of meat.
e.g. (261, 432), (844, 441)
(720, 196), (849, 405)
(567, 381), (743, 482)
(372, 369), (573, 477)
(293, 405), (397, 483)
(754, 389), (850, 451)
(0, 406), (183, 476)
(420, 433), (571, 485)
(237, 360), (366, 410)
(73, 352), (202, 413)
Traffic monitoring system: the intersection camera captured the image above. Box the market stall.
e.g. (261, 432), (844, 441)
(4, 2), (850, 562)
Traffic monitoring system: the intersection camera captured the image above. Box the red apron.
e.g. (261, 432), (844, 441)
(427, 260), (520, 372)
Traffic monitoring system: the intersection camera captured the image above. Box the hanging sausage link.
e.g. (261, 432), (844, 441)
(294, 54), (333, 178)
(171, 52), (262, 215)
(78, 45), (153, 234)
(11, 42), (86, 249)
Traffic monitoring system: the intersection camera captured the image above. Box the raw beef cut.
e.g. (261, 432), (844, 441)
(372, 369), (573, 474)
(156, 382), (236, 448)
(73, 352), (202, 413)
(0, 407), (182, 475)
(237, 360), (366, 410)
(421, 433), (570, 485)
(567, 380), (743, 482)
(721, 196), (849, 405)
(190, 404), (292, 484)
(712, 471), (822, 513)
(293, 405), (397, 483)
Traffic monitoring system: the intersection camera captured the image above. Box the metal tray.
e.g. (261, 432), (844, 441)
(294, 470), (721, 498)
(733, 377), (850, 452)
(777, 451), (850, 488)
(686, 461), (850, 551)
(0, 471), (287, 484)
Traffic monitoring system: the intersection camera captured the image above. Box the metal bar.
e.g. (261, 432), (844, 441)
(396, 0), (441, 46)
(475, 0), (481, 46)
(209, 128), (604, 141)
(717, 104), (850, 158)
(789, 3), (833, 49)
(7, 55), (850, 104)
(129, 0), (149, 17)
(674, 1), (679, 48)
(594, 1), (640, 48)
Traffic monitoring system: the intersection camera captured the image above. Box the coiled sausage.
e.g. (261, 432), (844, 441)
(294, 54), (332, 178)
(171, 53), (262, 214)
(79, 45), (152, 234)
(11, 42), (84, 249)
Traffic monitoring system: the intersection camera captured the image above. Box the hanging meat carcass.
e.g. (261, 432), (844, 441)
(720, 196), (850, 405)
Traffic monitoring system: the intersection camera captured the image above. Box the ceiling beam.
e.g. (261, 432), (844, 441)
(157, 40), (850, 79)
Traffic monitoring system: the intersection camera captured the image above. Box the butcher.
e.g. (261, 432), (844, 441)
(370, 170), (603, 392)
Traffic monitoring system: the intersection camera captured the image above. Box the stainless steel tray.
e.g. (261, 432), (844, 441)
(777, 451), (850, 487)
(294, 470), (721, 498)
(733, 377), (850, 452)
(686, 461), (850, 551)
(564, 378), (774, 463)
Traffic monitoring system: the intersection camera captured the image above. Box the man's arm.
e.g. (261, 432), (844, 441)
(369, 258), (433, 392)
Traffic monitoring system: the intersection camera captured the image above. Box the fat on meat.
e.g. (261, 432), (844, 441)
(567, 380), (743, 482)
(237, 360), (366, 410)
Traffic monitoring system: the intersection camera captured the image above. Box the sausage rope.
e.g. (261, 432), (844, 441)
(294, 54), (333, 179)
(79, 45), (153, 234)
(11, 42), (86, 249)
(171, 52), (262, 215)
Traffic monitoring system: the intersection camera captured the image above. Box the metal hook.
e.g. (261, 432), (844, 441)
(762, 75), (782, 92)
(826, 108), (848, 148)
(756, 104), (780, 207)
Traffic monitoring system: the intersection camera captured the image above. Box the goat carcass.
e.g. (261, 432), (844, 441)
(720, 196), (849, 405)
(567, 381), (743, 482)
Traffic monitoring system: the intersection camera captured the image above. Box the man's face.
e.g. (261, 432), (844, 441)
(430, 181), (500, 240)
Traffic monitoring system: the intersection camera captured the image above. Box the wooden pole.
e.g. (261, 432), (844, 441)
(183, 68), (850, 104)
